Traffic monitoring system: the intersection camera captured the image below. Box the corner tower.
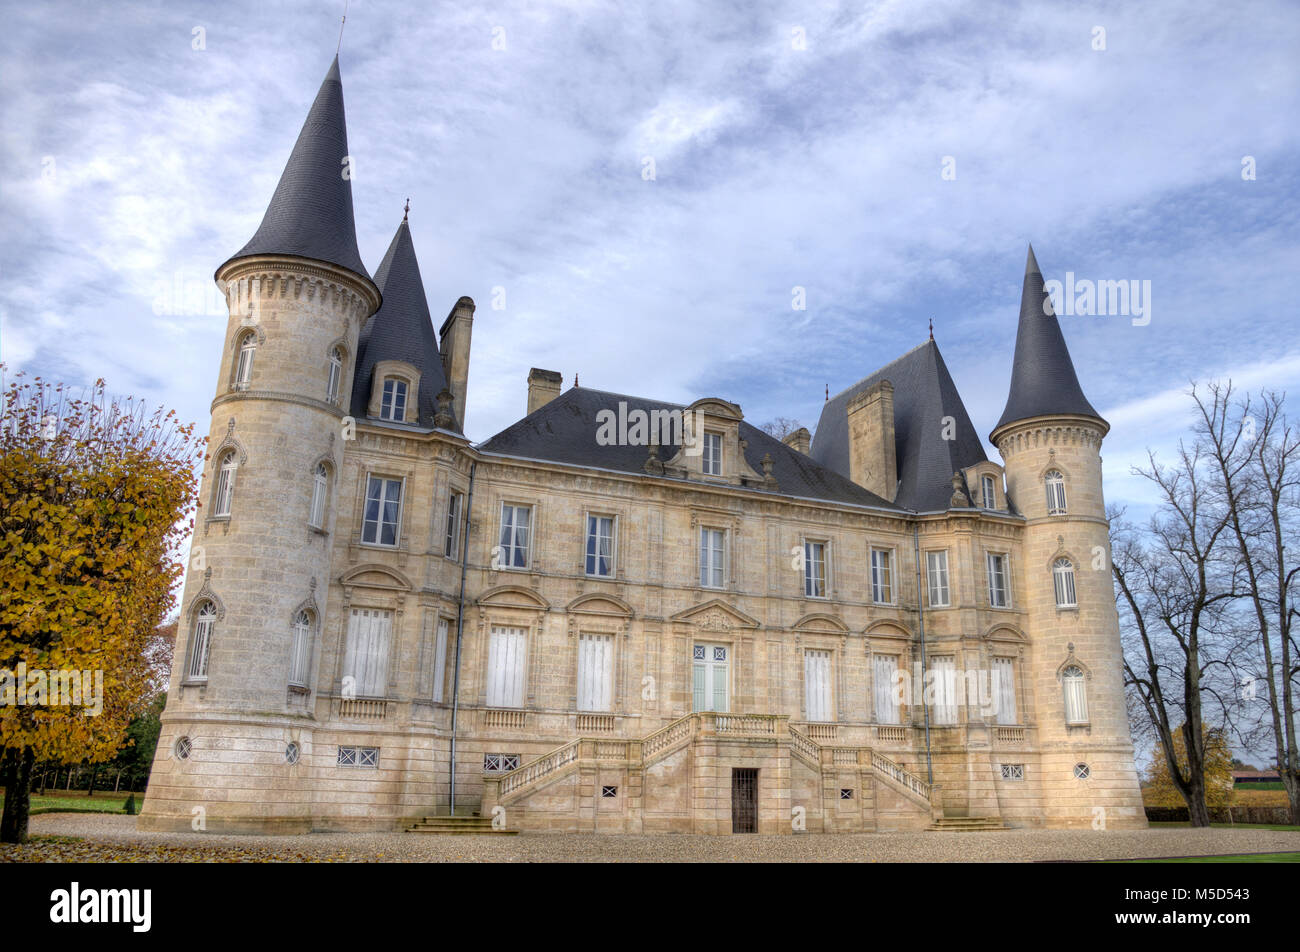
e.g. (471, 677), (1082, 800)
(989, 245), (1144, 829)
(141, 57), (381, 832)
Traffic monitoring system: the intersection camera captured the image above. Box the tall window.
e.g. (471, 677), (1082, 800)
(361, 476), (402, 546)
(982, 474), (996, 509)
(1053, 557), (1077, 608)
(380, 378), (408, 422)
(234, 332), (256, 389)
(326, 347), (344, 403)
(187, 601), (216, 682)
(499, 504), (531, 568)
(702, 431), (723, 475)
(586, 515), (614, 577)
(444, 491), (463, 559)
(212, 451), (237, 518)
(873, 654), (900, 725)
(926, 550), (950, 607)
(1062, 665), (1088, 724)
(932, 655), (958, 725)
(992, 656), (1017, 725)
(430, 617), (449, 702)
(699, 527), (725, 588)
(308, 462), (329, 529)
(487, 625), (527, 708)
(871, 548), (893, 604)
(343, 608), (391, 697)
(987, 553), (1009, 608)
(804, 541), (827, 598)
(577, 633), (613, 712)
(692, 643), (728, 712)
(289, 610), (313, 688)
(1044, 470), (1067, 515)
(804, 649), (832, 722)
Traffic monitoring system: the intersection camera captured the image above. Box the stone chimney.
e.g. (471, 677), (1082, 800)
(846, 380), (897, 501)
(527, 368), (563, 415)
(439, 296), (475, 430)
(781, 427), (811, 455)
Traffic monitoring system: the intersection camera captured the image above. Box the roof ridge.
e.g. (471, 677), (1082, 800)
(827, 339), (934, 403)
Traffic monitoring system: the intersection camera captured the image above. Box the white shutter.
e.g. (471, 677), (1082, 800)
(431, 618), (449, 702)
(692, 659), (707, 712)
(345, 609), (391, 697)
(873, 654), (899, 724)
(577, 633), (612, 712)
(1063, 668), (1089, 724)
(488, 626), (526, 707)
(804, 649), (832, 722)
(932, 656), (957, 724)
(993, 657), (1016, 725)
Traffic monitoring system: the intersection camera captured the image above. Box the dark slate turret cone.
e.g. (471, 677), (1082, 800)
(993, 245), (1103, 434)
(220, 56), (371, 283)
(350, 219), (452, 430)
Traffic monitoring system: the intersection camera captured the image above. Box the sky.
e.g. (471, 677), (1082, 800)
(2, 0), (1299, 520)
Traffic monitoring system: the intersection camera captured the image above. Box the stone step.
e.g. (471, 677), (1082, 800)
(929, 817), (1009, 832)
(405, 814), (517, 835)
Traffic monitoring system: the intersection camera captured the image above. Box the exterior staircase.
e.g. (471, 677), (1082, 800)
(406, 813), (518, 835)
(929, 816), (1009, 832)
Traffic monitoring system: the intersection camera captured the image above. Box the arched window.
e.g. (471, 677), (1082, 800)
(289, 610), (313, 689)
(234, 331), (257, 389)
(308, 462), (329, 529)
(981, 474), (996, 509)
(212, 451), (237, 517)
(188, 601), (217, 682)
(326, 347), (343, 404)
(1044, 470), (1067, 515)
(1052, 557), (1077, 608)
(380, 377), (408, 422)
(1062, 665), (1088, 724)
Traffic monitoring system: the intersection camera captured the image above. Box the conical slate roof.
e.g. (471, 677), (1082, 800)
(349, 219), (452, 430)
(220, 56), (371, 283)
(811, 339), (988, 512)
(993, 245), (1102, 434)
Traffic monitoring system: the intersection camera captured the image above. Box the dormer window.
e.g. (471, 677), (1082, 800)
(702, 431), (723, 475)
(982, 474), (996, 509)
(380, 378), (408, 422)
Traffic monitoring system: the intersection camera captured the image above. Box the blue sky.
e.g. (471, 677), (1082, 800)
(2, 0), (1298, 517)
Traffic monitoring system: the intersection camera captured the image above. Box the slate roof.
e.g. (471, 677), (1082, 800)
(810, 340), (988, 513)
(478, 387), (901, 510)
(350, 219), (452, 430)
(219, 56), (371, 284)
(993, 245), (1103, 434)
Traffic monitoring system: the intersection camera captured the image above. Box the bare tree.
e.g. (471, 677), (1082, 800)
(759, 417), (804, 441)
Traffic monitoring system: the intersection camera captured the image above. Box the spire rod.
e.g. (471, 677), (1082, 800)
(825, 383), (829, 402)
(403, 197), (409, 222)
(337, 0), (349, 54)
(929, 317), (934, 341)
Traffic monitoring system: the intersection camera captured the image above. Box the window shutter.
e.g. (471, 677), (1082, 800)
(873, 654), (899, 724)
(712, 663), (727, 713)
(488, 626), (526, 707)
(804, 650), (831, 722)
(933, 656), (957, 724)
(693, 661), (707, 712)
(993, 657), (1016, 724)
(578, 633), (612, 712)
(431, 618), (449, 702)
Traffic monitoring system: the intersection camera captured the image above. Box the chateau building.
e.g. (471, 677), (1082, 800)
(140, 57), (1145, 834)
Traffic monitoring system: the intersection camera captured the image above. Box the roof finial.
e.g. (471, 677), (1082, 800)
(337, 0), (349, 55)
(825, 383), (829, 402)
(574, 372), (580, 387)
(403, 197), (409, 222)
(929, 317), (934, 341)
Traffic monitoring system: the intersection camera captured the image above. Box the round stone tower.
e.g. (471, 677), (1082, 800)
(989, 246), (1145, 830)
(141, 57), (380, 832)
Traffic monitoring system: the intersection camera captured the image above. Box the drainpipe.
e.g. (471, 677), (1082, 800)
(913, 524), (933, 785)
(448, 460), (476, 815)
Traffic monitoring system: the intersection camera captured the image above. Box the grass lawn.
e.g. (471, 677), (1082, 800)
(1110, 852), (1300, 863)
(29, 791), (135, 815)
(1147, 821), (1300, 832)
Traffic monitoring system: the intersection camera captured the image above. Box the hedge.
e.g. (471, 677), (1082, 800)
(1145, 805), (1293, 824)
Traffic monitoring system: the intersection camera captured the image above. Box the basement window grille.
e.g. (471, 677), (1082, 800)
(840, 788), (854, 800)
(484, 753), (521, 772)
(174, 736), (192, 760)
(1074, 763), (1091, 780)
(285, 742), (300, 765)
(601, 786), (618, 798)
(338, 746), (379, 768)
(1000, 763), (1025, 781)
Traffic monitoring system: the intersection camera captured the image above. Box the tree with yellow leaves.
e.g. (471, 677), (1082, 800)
(1145, 722), (1236, 809)
(0, 372), (200, 842)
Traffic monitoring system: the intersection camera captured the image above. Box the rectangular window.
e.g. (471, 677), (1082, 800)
(430, 617), (450, 703)
(585, 515), (615, 577)
(1000, 763), (1025, 781)
(484, 753), (521, 772)
(873, 654), (900, 725)
(871, 548), (893, 604)
(804, 649), (832, 722)
(487, 625), (527, 708)
(343, 608), (392, 697)
(499, 504), (532, 569)
(188, 615), (214, 682)
(993, 657), (1017, 725)
(932, 655), (958, 725)
(926, 550), (950, 607)
(987, 553), (1009, 608)
(692, 643), (729, 712)
(699, 527), (726, 589)
(702, 431), (723, 475)
(803, 540), (827, 598)
(576, 633), (613, 712)
(380, 378), (407, 421)
(337, 746), (380, 768)
(289, 617), (311, 688)
(982, 474), (996, 509)
(361, 476), (403, 546)
(444, 491), (463, 559)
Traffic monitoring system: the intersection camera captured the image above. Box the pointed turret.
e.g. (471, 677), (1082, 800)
(992, 245), (1103, 437)
(220, 56), (371, 283)
(350, 217), (453, 429)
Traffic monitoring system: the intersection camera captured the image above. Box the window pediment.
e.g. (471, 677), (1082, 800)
(340, 563), (413, 592)
(477, 584), (550, 611)
(671, 598), (759, 630)
(565, 593), (633, 617)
